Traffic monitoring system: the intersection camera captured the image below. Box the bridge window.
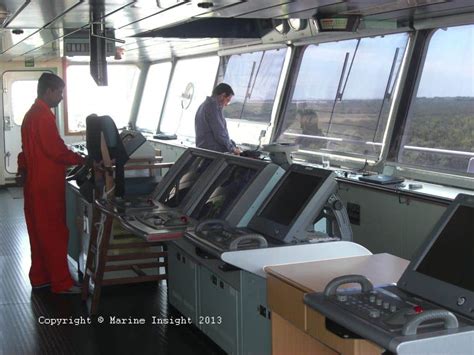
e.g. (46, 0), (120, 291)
(11, 80), (37, 126)
(159, 55), (219, 139)
(136, 62), (172, 133)
(66, 64), (140, 133)
(223, 50), (287, 124)
(397, 24), (474, 174)
(220, 48), (287, 144)
(276, 33), (409, 162)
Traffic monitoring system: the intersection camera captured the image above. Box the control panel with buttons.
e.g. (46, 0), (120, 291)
(328, 286), (439, 332)
(304, 274), (474, 353)
(185, 219), (273, 258)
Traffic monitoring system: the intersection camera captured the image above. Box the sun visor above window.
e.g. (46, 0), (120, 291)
(133, 18), (274, 39)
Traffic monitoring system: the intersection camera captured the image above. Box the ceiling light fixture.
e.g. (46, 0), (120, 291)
(197, 1), (214, 9)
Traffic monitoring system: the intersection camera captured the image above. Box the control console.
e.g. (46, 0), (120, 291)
(96, 197), (158, 215)
(304, 194), (474, 353)
(304, 275), (474, 353)
(186, 219), (269, 258)
(119, 210), (190, 242)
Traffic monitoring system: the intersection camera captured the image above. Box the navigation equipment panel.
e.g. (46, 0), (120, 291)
(189, 158), (264, 221)
(303, 194), (474, 354)
(158, 156), (214, 207)
(248, 164), (335, 243)
(260, 170), (325, 226)
(151, 148), (222, 208)
(398, 193), (474, 319)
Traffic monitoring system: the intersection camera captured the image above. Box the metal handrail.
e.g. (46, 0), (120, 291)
(283, 132), (474, 159)
(402, 145), (474, 157)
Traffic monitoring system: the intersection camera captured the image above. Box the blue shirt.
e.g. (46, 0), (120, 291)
(195, 96), (235, 153)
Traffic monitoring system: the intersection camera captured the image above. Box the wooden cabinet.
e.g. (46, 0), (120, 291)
(272, 312), (337, 355)
(267, 274), (307, 330)
(306, 308), (382, 355)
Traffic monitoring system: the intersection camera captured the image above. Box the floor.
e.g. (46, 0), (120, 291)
(0, 188), (225, 355)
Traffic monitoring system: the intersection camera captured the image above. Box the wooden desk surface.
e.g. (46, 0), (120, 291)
(265, 253), (409, 293)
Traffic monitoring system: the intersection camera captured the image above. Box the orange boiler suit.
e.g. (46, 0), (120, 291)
(18, 98), (84, 293)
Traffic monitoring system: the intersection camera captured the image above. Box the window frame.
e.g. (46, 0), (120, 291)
(157, 54), (220, 141)
(274, 32), (412, 168)
(64, 63), (141, 135)
(135, 60), (173, 134)
(218, 46), (292, 146)
(385, 25), (474, 189)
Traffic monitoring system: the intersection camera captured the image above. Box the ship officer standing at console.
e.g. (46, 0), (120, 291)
(195, 83), (241, 155)
(18, 73), (85, 294)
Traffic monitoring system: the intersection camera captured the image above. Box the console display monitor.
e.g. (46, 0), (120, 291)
(259, 171), (325, 226)
(248, 164), (335, 243)
(159, 156), (214, 207)
(398, 194), (474, 319)
(152, 148), (221, 208)
(190, 161), (261, 221)
(417, 205), (474, 291)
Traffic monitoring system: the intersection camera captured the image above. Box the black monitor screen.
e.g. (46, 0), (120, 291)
(120, 130), (146, 157)
(259, 171), (324, 226)
(191, 164), (258, 221)
(416, 205), (474, 292)
(159, 156), (213, 207)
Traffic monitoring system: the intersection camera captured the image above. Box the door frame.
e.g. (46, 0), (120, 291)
(1, 68), (56, 184)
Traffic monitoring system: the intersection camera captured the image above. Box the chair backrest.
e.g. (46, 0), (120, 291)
(86, 114), (129, 197)
(86, 114), (128, 163)
(85, 114), (101, 162)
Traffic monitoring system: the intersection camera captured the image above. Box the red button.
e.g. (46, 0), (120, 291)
(413, 305), (424, 313)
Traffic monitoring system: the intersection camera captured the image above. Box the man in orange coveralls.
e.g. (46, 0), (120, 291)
(18, 73), (85, 294)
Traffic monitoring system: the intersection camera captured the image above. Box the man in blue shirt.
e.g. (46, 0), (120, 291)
(195, 83), (241, 154)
